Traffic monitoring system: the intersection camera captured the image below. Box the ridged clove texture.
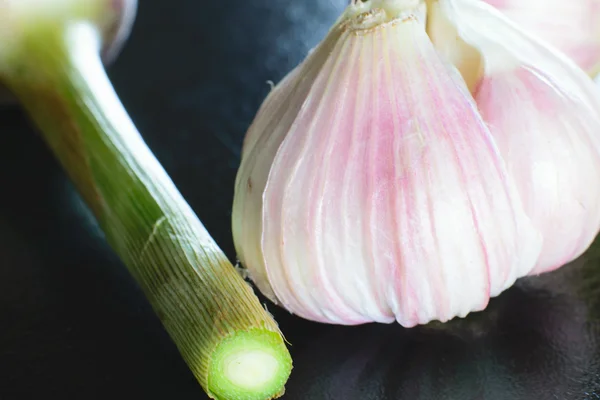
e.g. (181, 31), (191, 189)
(232, 0), (600, 327)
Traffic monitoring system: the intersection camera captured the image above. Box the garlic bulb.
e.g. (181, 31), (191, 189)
(232, 0), (600, 327)
(483, 0), (600, 74)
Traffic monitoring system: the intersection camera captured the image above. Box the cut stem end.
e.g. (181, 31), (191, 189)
(208, 329), (292, 400)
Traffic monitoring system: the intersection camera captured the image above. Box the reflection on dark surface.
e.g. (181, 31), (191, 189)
(2, 0), (600, 399)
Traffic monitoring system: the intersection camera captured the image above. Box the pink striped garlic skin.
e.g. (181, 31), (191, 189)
(260, 17), (542, 327)
(232, 0), (600, 327)
(476, 68), (600, 274)
(482, 0), (600, 73)
(232, 27), (347, 306)
(443, 0), (600, 274)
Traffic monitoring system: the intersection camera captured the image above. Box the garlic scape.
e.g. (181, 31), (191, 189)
(0, 1), (292, 399)
(232, 0), (600, 327)
(482, 0), (600, 75)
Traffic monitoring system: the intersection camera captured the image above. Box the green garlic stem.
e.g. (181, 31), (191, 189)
(1, 21), (291, 400)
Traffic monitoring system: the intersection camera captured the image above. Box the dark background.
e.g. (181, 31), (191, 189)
(2, 1), (600, 399)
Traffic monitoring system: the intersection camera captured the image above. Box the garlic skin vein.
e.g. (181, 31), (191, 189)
(232, 0), (600, 327)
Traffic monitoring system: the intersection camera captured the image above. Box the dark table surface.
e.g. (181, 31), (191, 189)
(2, 1), (600, 399)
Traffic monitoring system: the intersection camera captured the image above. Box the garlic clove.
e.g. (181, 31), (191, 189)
(476, 68), (600, 274)
(232, 21), (347, 305)
(437, 0), (600, 273)
(233, 2), (542, 327)
(482, 0), (600, 74)
(426, 0), (484, 92)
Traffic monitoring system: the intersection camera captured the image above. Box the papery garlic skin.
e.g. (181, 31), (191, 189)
(232, 24), (348, 307)
(437, 0), (600, 274)
(483, 0), (600, 74)
(233, 2), (543, 327)
(476, 69), (600, 273)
